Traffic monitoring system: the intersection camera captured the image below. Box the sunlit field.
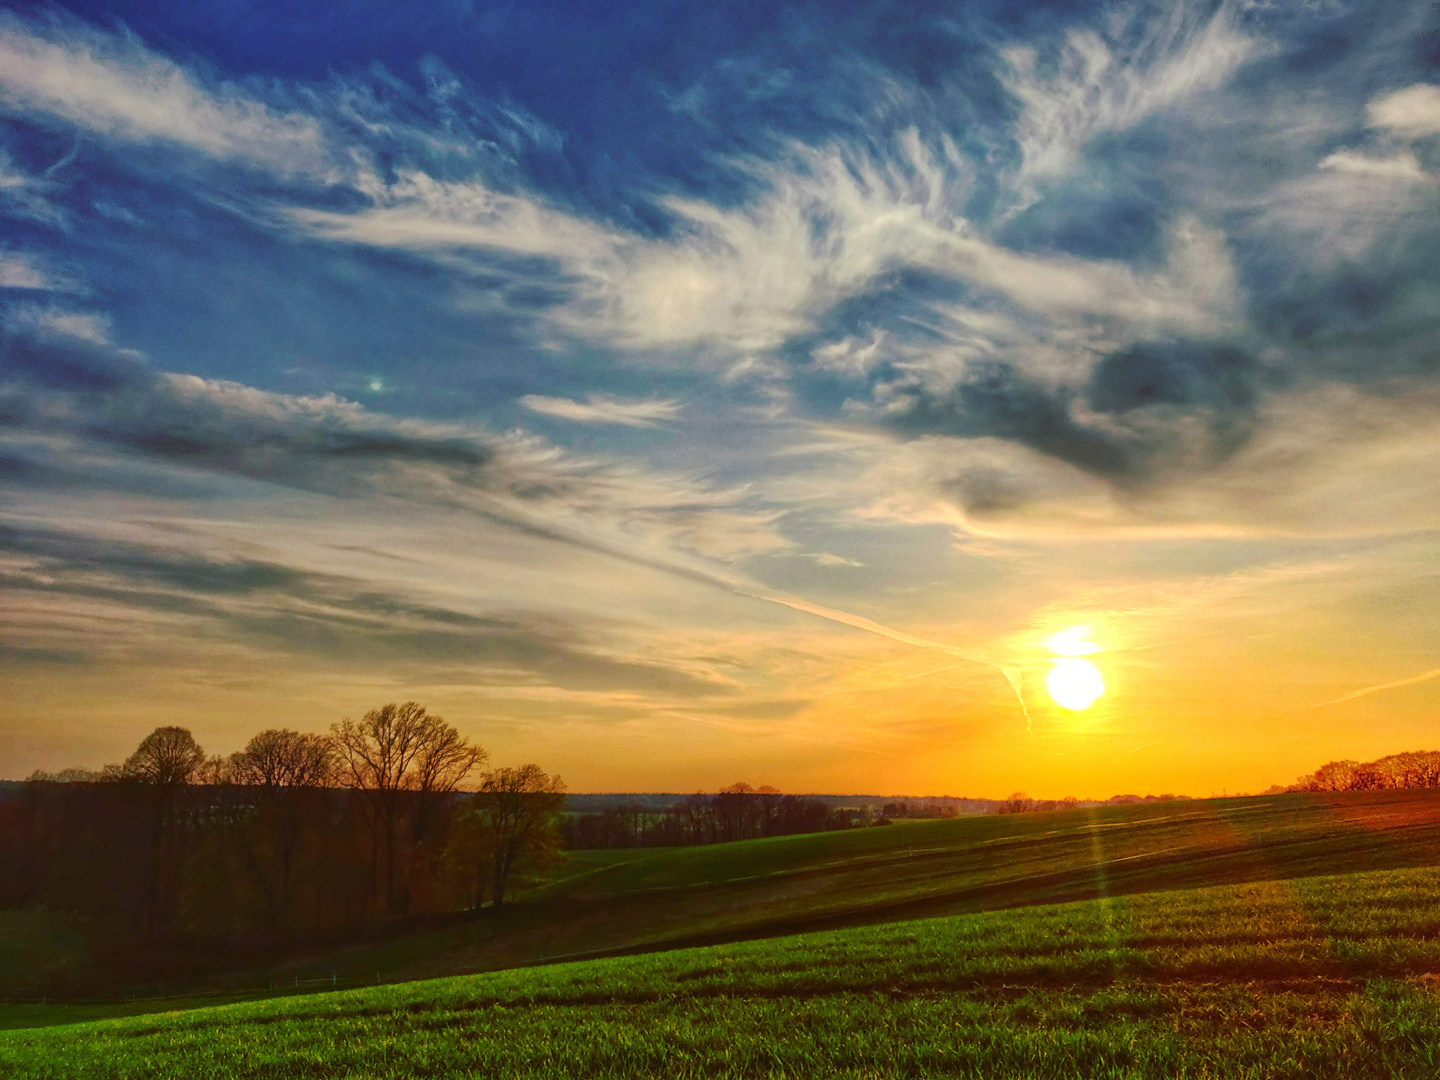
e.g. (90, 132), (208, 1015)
(5, 792), (1440, 1077)
(5, 866), (1440, 1078)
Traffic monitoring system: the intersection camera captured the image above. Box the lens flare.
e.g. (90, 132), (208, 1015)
(1046, 658), (1105, 710)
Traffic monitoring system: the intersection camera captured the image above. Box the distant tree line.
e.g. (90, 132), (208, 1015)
(562, 782), (854, 848)
(879, 800), (959, 820)
(1284, 751), (1440, 793)
(991, 792), (1082, 815)
(2, 704), (564, 960)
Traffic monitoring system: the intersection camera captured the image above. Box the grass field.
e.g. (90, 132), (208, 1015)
(7, 790), (1440, 1001)
(4, 864), (1440, 1077)
(252, 789), (1440, 989)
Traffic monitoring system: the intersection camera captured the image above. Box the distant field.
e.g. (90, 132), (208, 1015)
(4, 865), (1440, 1077)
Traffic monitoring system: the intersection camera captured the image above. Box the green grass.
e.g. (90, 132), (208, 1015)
(0, 911), (91, 1000)
(248, 789), (1440, 989)
(9, 789), (1440, 1005)
(4, 865), (1440, 1077)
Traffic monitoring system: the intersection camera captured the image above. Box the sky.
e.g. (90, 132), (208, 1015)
(1, 0), (1439, 797)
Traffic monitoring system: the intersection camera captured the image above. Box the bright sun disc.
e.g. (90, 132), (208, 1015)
(1047, 658), (1104, 710)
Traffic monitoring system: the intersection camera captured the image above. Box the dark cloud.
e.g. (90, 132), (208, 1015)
(884, 339), (1269, 489)
(0, 322), (513, 495)
(1257, 257), (1440, 377)
(1087, 341), (1258, 414)
(936, 464), (1032, 516)
(0, 520), (727, 696)
(886, 361), (1131, 477)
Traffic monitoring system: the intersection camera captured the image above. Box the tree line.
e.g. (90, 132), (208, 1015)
(3, 703), (564, 955)
(562, 782), (855, 848)
(1283, 750), (1440, 793)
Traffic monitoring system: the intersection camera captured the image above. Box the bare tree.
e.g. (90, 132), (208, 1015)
(119, 726), (207, 785)
(1301, 760), (1361, 792)
(467, 764), (566, 911)
(332, 703), (484, 917)
(756, 785), (783, 837)
(25, 766), (103, 783)
(229, 729), (337, 790)
(226, 730), (339, 934)
(108, 726), (207, 938)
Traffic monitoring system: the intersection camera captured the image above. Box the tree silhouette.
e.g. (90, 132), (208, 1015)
(119, 726), (206, 785)
(332, 703), (484, 917)
(227, 729), (339, 936)
(111, 726), (207, 938)
(466, 764), (565, 911)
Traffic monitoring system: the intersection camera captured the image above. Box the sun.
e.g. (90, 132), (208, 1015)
(1041, 625), (1105, 710)
(1046, 658), (1105, 710)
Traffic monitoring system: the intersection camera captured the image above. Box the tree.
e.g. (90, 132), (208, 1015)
(119, 726), (206, 785)
(713, 782), (757, 842)
(229, 729), (336, 790)
(24, 766), (103, 783)
(227, 730), (339, 936)
(1303, 760), (1360, 792)
(332, 703), (484, 917)
(111, 726), (207, 938)
(997, 792), (1036, 815)
(756, 785), (783, 836)
(466, 765), (565, 911)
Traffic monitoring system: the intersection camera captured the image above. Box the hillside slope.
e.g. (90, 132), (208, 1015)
(6, 790), (1440, 1003)
(5, 865), (1440, 1076)
(267, 789), (1440, 988)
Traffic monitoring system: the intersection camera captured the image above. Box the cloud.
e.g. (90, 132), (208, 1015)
(1318, 149), (1426, 181)
(6, 304), (109, 343)
(1367, 84), (1440, 137)
(0, 253), (50, 289)
(0, 518), (731, 697)
(834, 374), (1440, 541)
(0, 313), (790, 565)
(0, 150), (67, 227)
(808, 551), (864, 568)
(519, 393), (682, 427)
(1000, 0), (1261, 207)
(0, 13), (335, 179)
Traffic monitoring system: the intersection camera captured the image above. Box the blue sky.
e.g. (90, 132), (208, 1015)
(2, 0), (1439, 795)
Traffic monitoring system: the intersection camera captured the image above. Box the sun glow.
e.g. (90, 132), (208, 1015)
(1043, 626), (1105, 710)
(1045, 625), (1101, 656)
(1046, 658), (1105, 710)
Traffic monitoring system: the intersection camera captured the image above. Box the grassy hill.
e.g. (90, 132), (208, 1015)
(5, 789), (1440, 1007)
(259, 789), (1440, 988)
(3, 863), (1440, 1077)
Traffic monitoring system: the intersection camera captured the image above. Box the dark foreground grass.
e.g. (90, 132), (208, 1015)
(5, 865), (1440, 1078)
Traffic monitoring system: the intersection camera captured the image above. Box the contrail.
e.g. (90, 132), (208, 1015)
(739, 588), (1031, 732)
(471, 494), (1031, 726)
(1311, 666), (1440, 708)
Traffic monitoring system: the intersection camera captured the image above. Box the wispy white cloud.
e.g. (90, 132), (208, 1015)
(808, 551), (865, 568)
(1367, 83), (1440, 137)
(1319, 149), (1426, 181)
(0, 13), (336, 179)
(0, 252), (49, 289)
(7, 303), (109, 342)
(0, 150), (67, 226)
(520, 393), (682, 427)
(1, 310), (790, 568)
(1000, 0), (1261, 207)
